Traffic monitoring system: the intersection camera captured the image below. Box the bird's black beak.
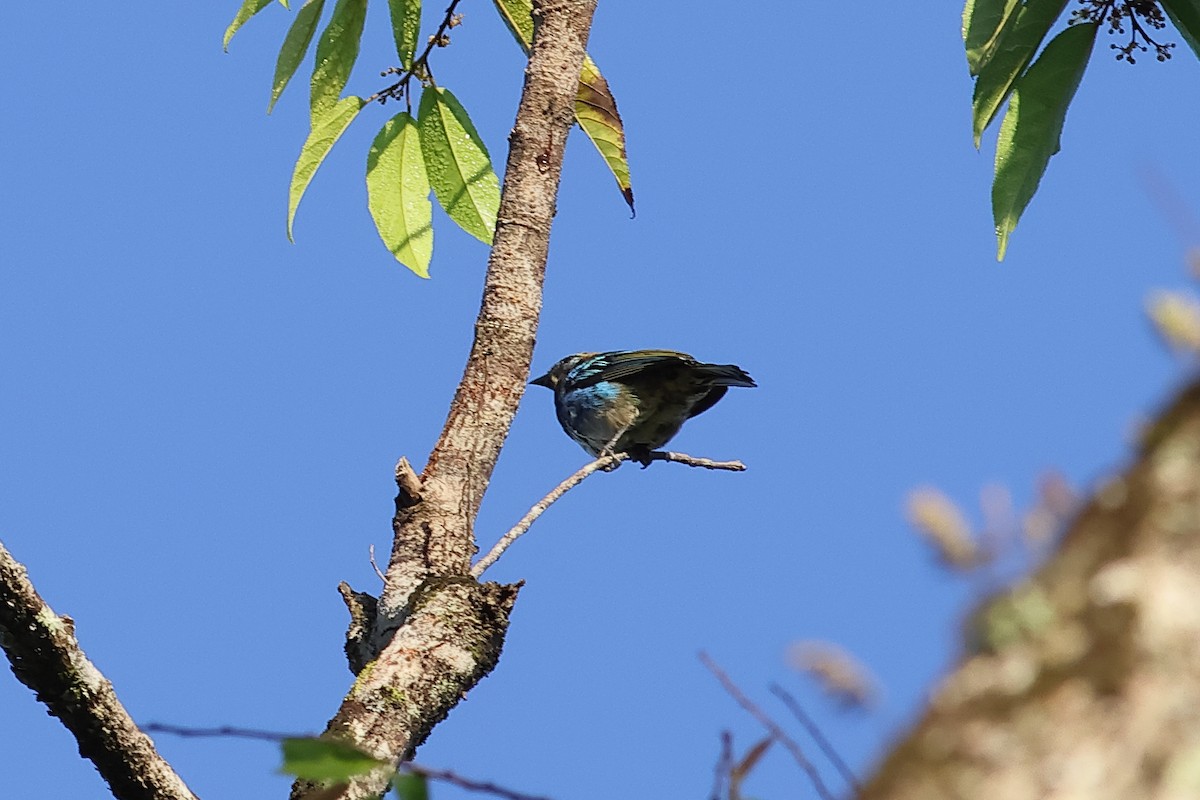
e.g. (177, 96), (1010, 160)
(529, 372), (553, 388)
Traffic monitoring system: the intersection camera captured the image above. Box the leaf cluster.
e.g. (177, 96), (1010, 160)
(223, 0), (633, 277)
(963, 0), (1200, 259)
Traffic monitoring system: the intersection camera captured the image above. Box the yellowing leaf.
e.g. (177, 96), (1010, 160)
(417, 87), (499, 244)
(993, 22), (1096, 260)
(387, 0), (422, 69)
(224, 0), (274, 52)
(368, 113), (433, 277)
(577, 56), (633, 212)
(288, 96), (366, 240)
(269, 0), (326, 114)
(491, 0), (634, 212)
(310, 0), (367, 123)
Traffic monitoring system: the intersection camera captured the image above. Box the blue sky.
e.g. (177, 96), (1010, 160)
(4, 2), (1200, 798)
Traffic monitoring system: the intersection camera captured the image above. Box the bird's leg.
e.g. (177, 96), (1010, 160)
(598, 424), (632, 458)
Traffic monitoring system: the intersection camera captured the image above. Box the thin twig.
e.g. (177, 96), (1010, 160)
(403, 765), (554, 800)
(470, 454), (623, 577)
(709, 730), (734, 800)
(144, 725), (551, 800)
(699, 652), (836, 800)
(369, 544), (386, 583)
(367, 0), (464, 105)
(769, 684), (861, 794)
(144, 723), (287, 741)
(646, 451), (746, 471)
(470, 450), (746, 577)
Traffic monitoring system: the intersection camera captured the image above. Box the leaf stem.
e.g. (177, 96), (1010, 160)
(368, 0), (463, 105)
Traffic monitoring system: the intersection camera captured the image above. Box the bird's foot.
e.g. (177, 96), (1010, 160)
(596, 447), (624, 471)
(629, 447), (654, 468)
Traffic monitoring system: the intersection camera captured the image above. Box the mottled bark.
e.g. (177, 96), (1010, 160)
(292, 3), (598, 799)
(0, 540), (198, 800)
(862, 380), (1200, 800)
(379, 0), (597, 618)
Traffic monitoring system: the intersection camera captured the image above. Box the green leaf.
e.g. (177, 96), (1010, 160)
(279, 737), (389, 781)
(368, 113), (433, 277)
(971, 0), (1071, 147)
(392, 773), (430, 800)
(310, 0), (368, 123)
(491, 0), (634, 213)
(279, 0), (290, 7)
(492, 0), (535, 43)
(289, 96), (367, 240)
(269, 0), (327, 114)
(1163, 0), (1200, 60)
(224, 0), (274, 52)
(387, 0), (422, 69)
(963, 0), (1021, 75)
(417, 87), (500, 244)
(993, 22), (1097, 260)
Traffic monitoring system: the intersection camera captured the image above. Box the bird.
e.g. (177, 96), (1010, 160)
(529, 349), (756, 464)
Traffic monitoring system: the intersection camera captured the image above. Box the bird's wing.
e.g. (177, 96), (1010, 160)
(686, 386), (730, 419)
(577, 350), (692, 385)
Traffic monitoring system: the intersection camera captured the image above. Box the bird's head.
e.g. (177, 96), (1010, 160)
(530, 352), (597, 390)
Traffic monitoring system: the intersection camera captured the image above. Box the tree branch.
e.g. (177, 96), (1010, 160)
(471, 451), (747, 577)
(0, 540), (197, 800)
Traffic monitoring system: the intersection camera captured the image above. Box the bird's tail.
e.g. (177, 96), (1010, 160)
(697, 362), (756, 388)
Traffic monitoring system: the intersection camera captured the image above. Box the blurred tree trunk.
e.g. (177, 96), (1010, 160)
(861, 380), (1200, 799)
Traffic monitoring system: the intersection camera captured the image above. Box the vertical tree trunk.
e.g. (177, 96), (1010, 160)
(291, 3), (599, 799)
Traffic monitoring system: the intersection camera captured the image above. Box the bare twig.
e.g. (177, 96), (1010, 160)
(471, 454), (620, 577)
(769, 683), (861, 794)
(402, 765), (553, 800)
(0, 540), (198, 800)
(709, 731), (734, 800)
(144, 723), (287, 741)
(144, 725), (551, 800)
(645, 450), (746, 471)
(699, 652), (836, 800)
(369, 544), (386, 583)
(470, 450), (746, 577)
